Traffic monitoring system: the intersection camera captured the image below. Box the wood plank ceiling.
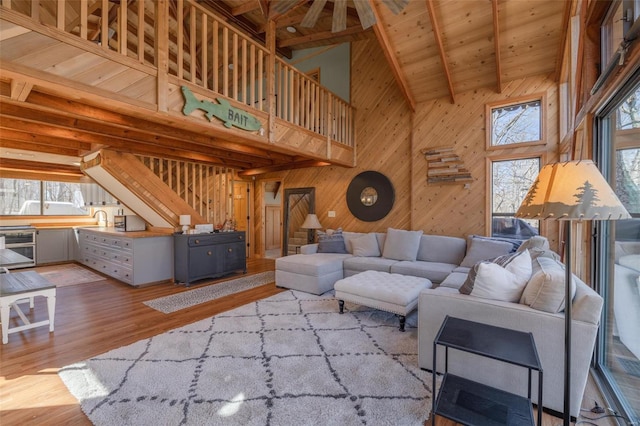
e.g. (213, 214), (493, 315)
(0, 0), (567, 173)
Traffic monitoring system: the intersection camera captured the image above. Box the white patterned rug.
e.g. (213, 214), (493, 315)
(59, 290), (434, 425)
(143, 271), (275, 313)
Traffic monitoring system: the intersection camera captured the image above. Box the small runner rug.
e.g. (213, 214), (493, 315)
(143, 271), (275, 314)
(39, 264), (106, 287)
(59, 290), (434, 426)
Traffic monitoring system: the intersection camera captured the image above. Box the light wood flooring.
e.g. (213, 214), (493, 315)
(0, 260), (616, 426)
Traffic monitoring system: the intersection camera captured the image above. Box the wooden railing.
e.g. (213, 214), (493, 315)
(137, 155), (234, 226)
(1, 0), (354, 148)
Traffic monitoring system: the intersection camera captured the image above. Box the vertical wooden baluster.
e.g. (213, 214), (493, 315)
(120, 0), (127, 55)
(250, 44), (255, 107)
(258, 50), (263, 111)
(138, 0), (144, 62)
(177, 0), (183, 79)
(242, 39), (247, 104)
(213, 21), (219, 93)
(201, 13), (208, 89)
(223, 27), (229, 97)
(80, 0), (88, 39)
(233, 33), (238, 100)
(190, 6), (196, 83)
(57, 0), (64, 30)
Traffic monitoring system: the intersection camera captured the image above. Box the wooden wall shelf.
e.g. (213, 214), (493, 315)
(421, 147), (473, 184)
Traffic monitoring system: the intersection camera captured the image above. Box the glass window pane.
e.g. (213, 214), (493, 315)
(0, 178), (41, 215)
(43, 181), (89, 216)
(491, 158), (540, 239)
(615, 148), (640, 214)
(491, 100), (542, 145)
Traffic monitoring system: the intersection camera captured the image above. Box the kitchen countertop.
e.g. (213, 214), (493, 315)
(75, 227), (174, 238)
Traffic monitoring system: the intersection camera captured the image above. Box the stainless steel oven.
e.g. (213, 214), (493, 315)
(0, 226), (36, 268)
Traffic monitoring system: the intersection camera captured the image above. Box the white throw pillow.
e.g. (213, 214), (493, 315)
(470, 250), (532, 302)
(520, 256), (577, 313)
(381, 228), (423, 261)
(351, 233), (381, 257)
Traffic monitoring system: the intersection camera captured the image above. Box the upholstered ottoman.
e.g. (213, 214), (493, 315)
(275, 253), (352, 295)
(335, 270), (432, 331)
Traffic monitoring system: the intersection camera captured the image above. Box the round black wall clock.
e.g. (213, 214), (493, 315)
(346, 171), (395, 222)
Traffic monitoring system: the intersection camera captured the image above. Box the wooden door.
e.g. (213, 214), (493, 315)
(233, 182), (249, 232)
(265, 205), (281, 250)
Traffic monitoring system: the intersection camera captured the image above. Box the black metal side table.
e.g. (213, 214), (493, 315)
(431, 316), (543, 426)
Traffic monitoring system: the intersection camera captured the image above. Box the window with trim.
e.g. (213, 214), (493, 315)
(490, 157), (541, 240)
(0, 179), (114, 216)
(487, 96), (544, 147)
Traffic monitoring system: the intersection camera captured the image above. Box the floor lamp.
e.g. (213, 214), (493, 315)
(515, 160), (630, 425)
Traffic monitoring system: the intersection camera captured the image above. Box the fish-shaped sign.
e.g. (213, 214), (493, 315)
(181, 86), (262, 132)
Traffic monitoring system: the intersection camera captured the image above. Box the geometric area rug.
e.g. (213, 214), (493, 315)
(58, 290), (434, 425)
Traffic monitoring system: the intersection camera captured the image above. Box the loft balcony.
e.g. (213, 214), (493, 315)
(0, 0), (355, 175)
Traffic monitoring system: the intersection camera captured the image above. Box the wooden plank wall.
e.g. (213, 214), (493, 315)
(412, 75), (560, 251)
(253, 39), (562, 255)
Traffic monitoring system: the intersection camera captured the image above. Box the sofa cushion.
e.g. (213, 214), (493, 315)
(460, 250), (530, 295)
(416, 235), (467, 265)
(276, 253), (350, 276)
(390, 261), (457, 284)
(317, 228), (348, 253)
(438, 272), (468, 290)
(469, 250), (532, 302)
(520, 256), (576, 313)
(382, 228), (423, 261)
(460, 235), (514, 268)
(351, 233), (381, 257)
(343, 256), (399, 274)
(342, 231), (366, 254)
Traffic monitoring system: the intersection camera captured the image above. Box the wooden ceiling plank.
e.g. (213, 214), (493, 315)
(425, 0), (456, 104)
(279, 25), (365, 48)
(491, 0), (502, 93)
(332, 0), (347, 33)
(353, 0), (376, 30)
(301, 0), (328, 28)
(367, 0), (416, 112)
(231, 0), (260, 16)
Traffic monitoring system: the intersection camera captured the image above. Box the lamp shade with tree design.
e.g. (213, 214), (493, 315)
(516, 159), (630, 424)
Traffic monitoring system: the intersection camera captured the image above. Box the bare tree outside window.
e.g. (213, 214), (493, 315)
(491, 100), (542, 146)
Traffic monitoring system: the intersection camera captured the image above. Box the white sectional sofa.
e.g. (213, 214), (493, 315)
(275, 228), (605, 419)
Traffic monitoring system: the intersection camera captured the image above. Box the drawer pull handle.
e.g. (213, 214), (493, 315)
(195, 239), (200, 244)
(207, 251), (212, 256)
(228, 248), (233, 252)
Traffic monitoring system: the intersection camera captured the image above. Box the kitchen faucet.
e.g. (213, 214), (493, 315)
(93, 209), (108, 226)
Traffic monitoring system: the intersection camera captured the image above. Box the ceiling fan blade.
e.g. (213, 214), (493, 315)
(301, 0), (328, 28)
(270, 0), (298, 15)
(353, 0), (376, 29)
(381, 0), (409, 15)
(332, 0), (347, 33)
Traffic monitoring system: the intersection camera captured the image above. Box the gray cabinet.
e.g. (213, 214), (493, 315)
(78, 229), (173, 286)
(174, 231), (246, 286)
(36, 229), (70, 265)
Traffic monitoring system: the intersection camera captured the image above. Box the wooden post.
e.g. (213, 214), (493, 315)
(156, 0), (169, 112)
(266, 19), (276, 143)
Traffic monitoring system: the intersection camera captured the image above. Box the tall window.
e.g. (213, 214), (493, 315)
(487, 96), (544, 147)
(490, 158), (541, 240)
(594, 76), (640, 423)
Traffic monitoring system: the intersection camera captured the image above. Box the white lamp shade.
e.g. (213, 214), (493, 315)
(516, 160), (631, 221)
(179, 215), (191, 226)
(301, 213), (323, 229)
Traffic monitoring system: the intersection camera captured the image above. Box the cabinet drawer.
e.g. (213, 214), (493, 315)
(187, 232), (244, 247)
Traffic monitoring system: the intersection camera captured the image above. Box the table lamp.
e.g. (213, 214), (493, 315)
(515, 160), (630, 424)
(301, 213), (323, 244)
(179, 215), (191, 233)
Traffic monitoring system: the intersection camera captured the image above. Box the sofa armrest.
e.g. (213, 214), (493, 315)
(417, 289), (599, 417)
(300, 243), (319, 254)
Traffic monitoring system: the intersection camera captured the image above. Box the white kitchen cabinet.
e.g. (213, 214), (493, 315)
(36, 228), (70, 265)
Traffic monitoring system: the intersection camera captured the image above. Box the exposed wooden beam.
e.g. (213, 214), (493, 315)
(425, 0), (455, 104)
(367, 0), (416, 111)
(0, 139), (87, 158)
(0, 158), (83, 177)
(555, 0), (573, 82)
(491, 0), (502, 93)
(231, 0), (260, 16)
(279, 25), (365, 48)
(9, 79), (33, 101)
(238, 160), (332, 176)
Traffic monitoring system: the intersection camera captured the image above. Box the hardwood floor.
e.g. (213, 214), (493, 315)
(0, 260), (615, 426)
